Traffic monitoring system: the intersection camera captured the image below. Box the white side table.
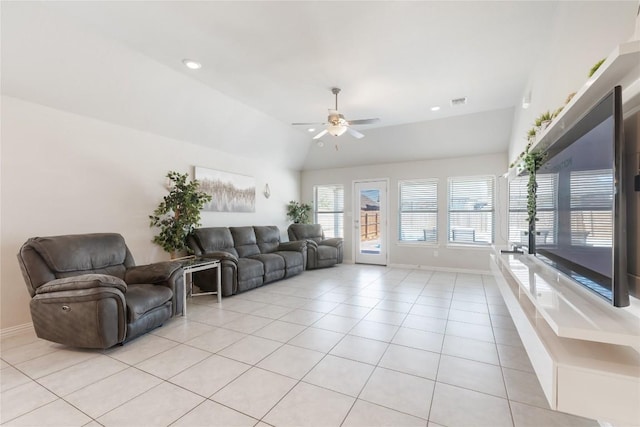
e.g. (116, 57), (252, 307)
(180, 258), (221, 316)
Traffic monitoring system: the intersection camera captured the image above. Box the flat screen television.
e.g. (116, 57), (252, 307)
(534, 86), (629, 307)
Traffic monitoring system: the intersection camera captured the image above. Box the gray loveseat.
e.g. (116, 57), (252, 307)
(17, 233), (184, 349)
(186, 226), (307, 296)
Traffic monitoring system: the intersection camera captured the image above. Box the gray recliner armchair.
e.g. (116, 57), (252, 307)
(287, 224), (343, 269)
(17, 233), (184, 349)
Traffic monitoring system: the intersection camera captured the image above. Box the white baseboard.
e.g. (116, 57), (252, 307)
(0, 322), (34, 338)
(387, 263), (491, 275)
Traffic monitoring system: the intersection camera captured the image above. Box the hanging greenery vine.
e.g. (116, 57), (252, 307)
(523, 150), (546, 225)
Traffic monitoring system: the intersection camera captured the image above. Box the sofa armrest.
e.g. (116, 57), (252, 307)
(278, 240), (307, 253)
(320, 238), (343, 248)
(125, 261), (182, 285)
(304, 239), (319, 249)
(201, 251), (239, 264)
(35, 274), (127, 295)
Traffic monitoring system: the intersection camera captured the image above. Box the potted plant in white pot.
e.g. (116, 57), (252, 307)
(286, 201), (312, 224)
(149, 171), (212, 258)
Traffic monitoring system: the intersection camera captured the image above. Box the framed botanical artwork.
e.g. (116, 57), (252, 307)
(194, 166), (256, 212)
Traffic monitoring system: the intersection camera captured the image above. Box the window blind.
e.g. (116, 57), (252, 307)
(314, 184), (344, 238)
(448, 176), (494, 244)
(508, 173), (557, 245)
(398, 179), (438, 242)
(570, 169), (613, 247)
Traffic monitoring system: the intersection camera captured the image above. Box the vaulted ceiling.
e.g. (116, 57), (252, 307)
(2, 1), (637, 170)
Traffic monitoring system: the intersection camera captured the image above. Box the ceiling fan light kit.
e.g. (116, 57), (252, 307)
(328, 124), (347, 137)
(293, 87), (379, 140)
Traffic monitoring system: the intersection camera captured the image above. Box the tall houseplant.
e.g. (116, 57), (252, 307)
(286, 201), (312, 224)
(149, 171), (212, 257)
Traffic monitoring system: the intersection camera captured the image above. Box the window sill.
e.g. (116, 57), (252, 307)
(446, 243), (493, 250)
(396, 241), (439, 248)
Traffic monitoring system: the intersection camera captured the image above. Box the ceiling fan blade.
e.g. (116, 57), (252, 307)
(313, 129), (329, 140)
(292, 122), (324, 126)
(346, 127), (364, 139)
(347, 118), (380, 125)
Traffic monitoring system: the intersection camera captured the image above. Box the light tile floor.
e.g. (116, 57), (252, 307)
(1, 265), (600, 426)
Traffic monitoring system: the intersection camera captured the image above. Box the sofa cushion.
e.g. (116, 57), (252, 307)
(230, 227), (261, 257)
(125, 284), (173, 322)
(250, 254), (285, 283)
(28, 233), (130, 278)
(275, 251), (304, 277)
(288, 224), (323, 244)
(254, 226), (281, 254)
(236, 258), (264, 282)
(192, 228), (239, 258)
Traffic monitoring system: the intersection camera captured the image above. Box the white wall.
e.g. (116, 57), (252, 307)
(0, 96), (301, 329)
(508, 2), (638, 163)
(301, 152), (508, 272)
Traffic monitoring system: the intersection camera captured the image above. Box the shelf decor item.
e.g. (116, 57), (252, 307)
(588, 58), (606, 77)
(149, 171), (212, 257)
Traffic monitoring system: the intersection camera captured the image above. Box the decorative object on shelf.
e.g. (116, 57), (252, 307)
(523, 150), (546, 254)
(588, 58), (606, 77)
(565, 92), (576, 104)
(552, 105), (564, 119)
(195, 166), (256, 212)
(534, 110), (554, 130)
(263, 183), (271, 199)
(149, 171), (212, 257)
(286, 200), (312, 224)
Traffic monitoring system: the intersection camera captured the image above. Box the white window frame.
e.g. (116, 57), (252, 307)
(314, 184), (344, 238)
(398, 179), (438, 243)
(447, 175), (495, 245)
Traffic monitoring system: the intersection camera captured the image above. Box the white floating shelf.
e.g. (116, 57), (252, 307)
(532, 40), (640, 154)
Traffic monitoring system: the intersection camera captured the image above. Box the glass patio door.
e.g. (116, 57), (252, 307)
(354, 180), (387, 265)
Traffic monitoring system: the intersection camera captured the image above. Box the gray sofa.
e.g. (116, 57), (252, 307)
(186, 226), (307, 296)
(17, 233), (184, 349)
(287, 224), (344, 269)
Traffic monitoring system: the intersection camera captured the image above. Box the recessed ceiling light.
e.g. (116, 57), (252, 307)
(431, 106), (441, 111)
(182, 59), (202, 70)
(308, 128), (315, 132)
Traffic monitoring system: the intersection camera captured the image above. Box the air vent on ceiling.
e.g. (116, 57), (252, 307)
(450, 97), (467, 107)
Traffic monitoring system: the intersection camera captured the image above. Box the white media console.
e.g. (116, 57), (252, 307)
(495, 39), (640, 425)
(491, 251), (640, 425)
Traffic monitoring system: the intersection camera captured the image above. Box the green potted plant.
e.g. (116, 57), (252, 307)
(149, 171), (212, 257)
(552, 105), (564, 119)
(588, 58), (605, 77)
(286, 201), (312, 224)
(534, 111), (553, 130)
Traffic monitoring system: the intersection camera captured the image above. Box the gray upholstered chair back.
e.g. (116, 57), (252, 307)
(18, 233), (135, 297)
(189, 227), (239, 257)
(230, 227), (261, 257)
(287, 224), (325, 244)
(254, 226), (281, 254)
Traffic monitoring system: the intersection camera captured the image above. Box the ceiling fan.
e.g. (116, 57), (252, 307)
(292, 88), (380, 140)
